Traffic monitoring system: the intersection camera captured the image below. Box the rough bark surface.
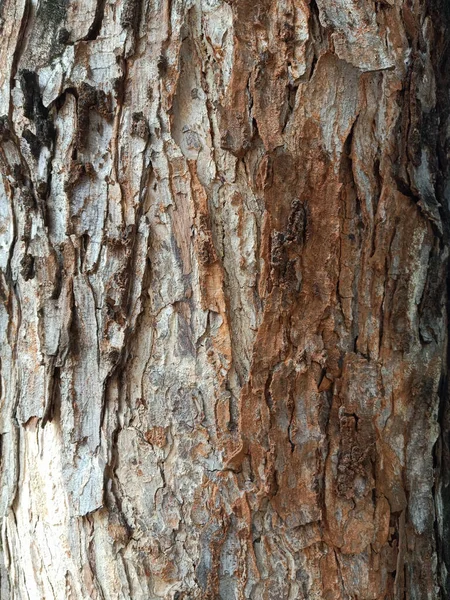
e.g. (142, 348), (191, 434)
(0, 0), (449, 598)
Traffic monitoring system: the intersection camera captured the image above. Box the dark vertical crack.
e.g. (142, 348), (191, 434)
(83, 0), (107, 41)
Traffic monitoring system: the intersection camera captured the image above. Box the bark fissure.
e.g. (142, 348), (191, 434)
(0, 0), (449, 598)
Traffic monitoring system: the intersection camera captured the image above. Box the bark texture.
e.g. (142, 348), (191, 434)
(0, 0), (449, 598)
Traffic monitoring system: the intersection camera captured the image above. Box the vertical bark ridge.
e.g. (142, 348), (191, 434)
(0, 0), (448, 598)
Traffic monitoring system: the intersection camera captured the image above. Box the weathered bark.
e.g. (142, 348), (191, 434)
(0, 0), (449, 597)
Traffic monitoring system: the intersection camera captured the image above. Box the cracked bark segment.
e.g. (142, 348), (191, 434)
(0, 0), (449, 598)
(76, 82), (112, 151)
(315, 0), (396, 72)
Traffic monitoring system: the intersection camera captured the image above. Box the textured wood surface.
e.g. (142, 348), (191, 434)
(0, 0), (449, 597)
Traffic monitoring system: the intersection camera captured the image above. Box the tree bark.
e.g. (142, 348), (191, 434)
(0, 0), (449, 598)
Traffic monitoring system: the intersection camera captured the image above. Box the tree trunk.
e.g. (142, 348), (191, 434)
(0, 0), (449, 597)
